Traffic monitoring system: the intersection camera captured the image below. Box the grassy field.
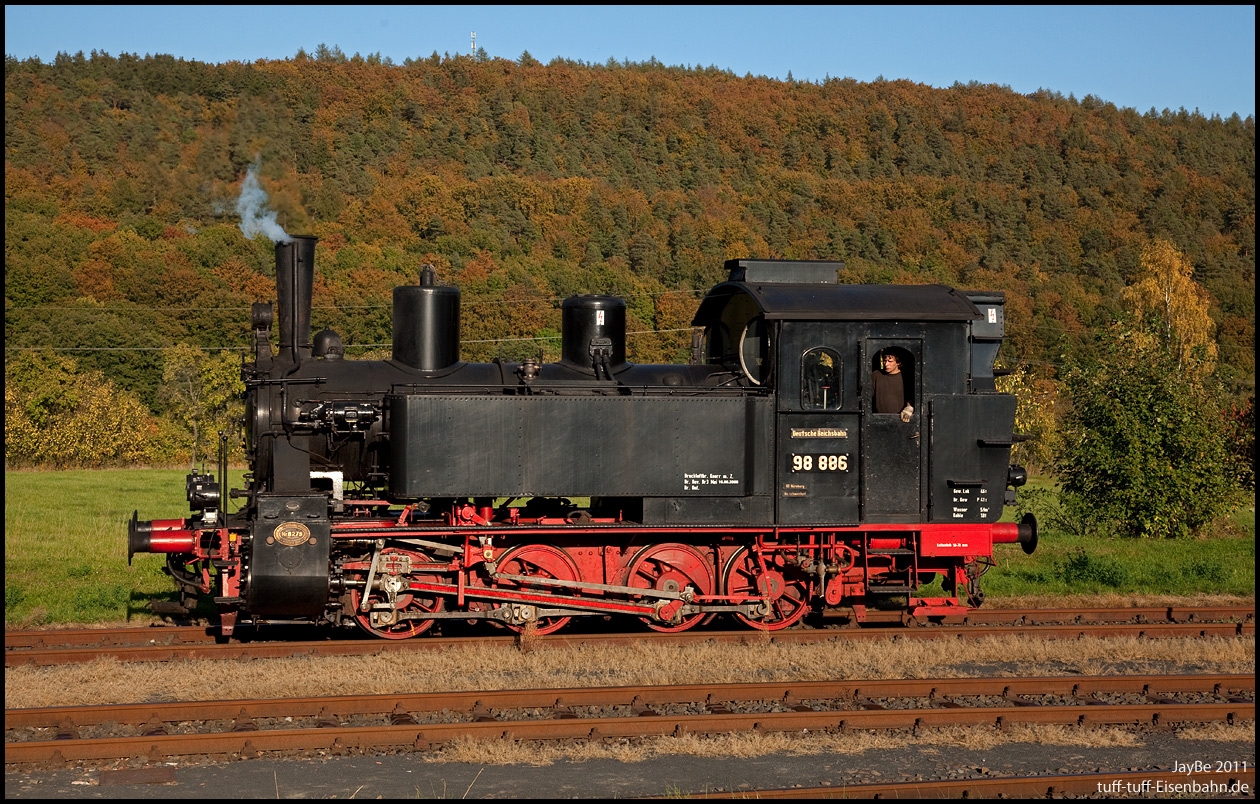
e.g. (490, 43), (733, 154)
(982, 478), (1255, 599)
(4, 468), (246, 626)
(3, 470), (1254, 627)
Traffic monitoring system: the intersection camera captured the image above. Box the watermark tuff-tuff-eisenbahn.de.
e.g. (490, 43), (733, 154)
(1096, 760), (1251, 796)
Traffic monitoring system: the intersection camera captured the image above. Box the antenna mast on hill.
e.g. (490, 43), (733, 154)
(471, 32), (476, 56)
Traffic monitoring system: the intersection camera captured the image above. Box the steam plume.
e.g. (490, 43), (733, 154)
(236, 164), (292, 243)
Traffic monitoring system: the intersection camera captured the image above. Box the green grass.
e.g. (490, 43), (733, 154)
(4, 470), (1254, 627)
(4, 468), (246, 627)
(985, 527), (1255, 599)
(982, 477), (1256, 598)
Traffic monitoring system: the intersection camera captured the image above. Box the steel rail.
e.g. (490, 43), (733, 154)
(5, 702), (1251, 764)
(939, 604), (1255, 624)
(7, 673), (1252, 730)
(6, 674), (1253, 764)
(6, 619), (1254, 666)
(7, 606), (1250, 651)
(5, 626), (213, 650)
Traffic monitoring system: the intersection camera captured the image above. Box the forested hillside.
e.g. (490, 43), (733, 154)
(4, 49), (1255, 468)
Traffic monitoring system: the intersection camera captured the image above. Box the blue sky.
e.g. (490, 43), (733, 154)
(4, 5), (1255, 119)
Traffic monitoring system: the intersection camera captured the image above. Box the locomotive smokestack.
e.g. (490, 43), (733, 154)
(275, 235), (317, 362)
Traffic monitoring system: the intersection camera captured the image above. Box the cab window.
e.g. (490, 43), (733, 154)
(801, 347), (841, 410)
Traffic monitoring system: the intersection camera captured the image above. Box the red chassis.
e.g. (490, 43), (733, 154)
(141, 504), (1033, 639)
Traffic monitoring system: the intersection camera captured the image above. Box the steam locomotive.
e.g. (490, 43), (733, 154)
(130, 236), (1036, 638)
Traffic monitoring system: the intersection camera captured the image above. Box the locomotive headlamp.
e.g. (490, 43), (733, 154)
(1007, 464), (1028, 487)
(186, 472), (220, 511)
(313, 328), (344, 359)
(251, 301), (273, 331)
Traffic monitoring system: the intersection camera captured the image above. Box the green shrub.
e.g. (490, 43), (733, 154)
(5, 352), (164, 468)
(1056, 329), (1239, 538)
(1055, 548), (1128, 588)
(1184, 557), (1228, 583)
(5, 583), (26, 613)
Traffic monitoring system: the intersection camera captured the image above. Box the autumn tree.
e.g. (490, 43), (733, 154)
(994, 364), (1059, 474)
(1223, 397), (1255, 492)
(4, 352), (175, 468)
(4, 51), (1254, 446)
(1122, 239), (1218, 377)
(158, 344), (245, 469)
(1055, 241), (1237, 538)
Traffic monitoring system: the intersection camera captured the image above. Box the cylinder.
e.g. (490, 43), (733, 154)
(275, 236), (317, 361)
(393, 282), (461, 371)
(560, 295), (626, 371)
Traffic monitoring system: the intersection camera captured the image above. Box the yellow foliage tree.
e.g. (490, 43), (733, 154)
(995, 364), (1059, 474)
(1122, 239), (1217, 377)
(4, 352), (168, 468)
(159, 345), (246, 469)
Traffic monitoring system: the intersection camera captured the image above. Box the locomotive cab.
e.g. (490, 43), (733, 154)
(694, 259), (1026, 531)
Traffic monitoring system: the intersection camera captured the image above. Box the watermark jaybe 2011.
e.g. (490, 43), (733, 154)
(1173, 759), (1249, 775)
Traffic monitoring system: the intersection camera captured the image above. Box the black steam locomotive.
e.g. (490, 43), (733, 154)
(130, 236), (1035, 638)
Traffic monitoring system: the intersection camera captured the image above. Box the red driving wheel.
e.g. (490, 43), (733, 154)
(493, 544), (581, 635)
(723, 546), (811, 631)
(347, 547), (444, 639)
(624, 543), (715, 632)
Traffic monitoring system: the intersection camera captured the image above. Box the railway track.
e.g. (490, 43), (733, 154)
(5, 673), (1252, 765)
(5, 605), (1253, 666)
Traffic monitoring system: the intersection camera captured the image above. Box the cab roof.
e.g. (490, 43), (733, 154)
(692, 260), (984, 325)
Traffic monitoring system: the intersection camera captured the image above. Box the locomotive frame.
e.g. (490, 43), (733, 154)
(130, 237), (1036, 638)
